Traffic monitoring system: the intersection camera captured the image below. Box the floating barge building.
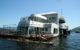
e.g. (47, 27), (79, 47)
(17, 12), (68, 40)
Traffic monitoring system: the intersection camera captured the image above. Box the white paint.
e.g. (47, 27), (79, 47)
(50, 23), (59, 37)
(29, 20), (44, 28)
(60, 23), (68, 29)
(18, 12), (68, 37)
(34, 14), (47, 20)
(30, 12), (60, 37)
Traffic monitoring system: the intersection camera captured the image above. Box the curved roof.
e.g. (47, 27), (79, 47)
(36, 12), (57, 15)
(18, 17), (29, 27)
(59, 16), (65, 23)
(34, 14), (47, 20)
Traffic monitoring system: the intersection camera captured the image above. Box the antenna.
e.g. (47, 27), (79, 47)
(58, 0), (63, 16)
(61, 8), (63, 16)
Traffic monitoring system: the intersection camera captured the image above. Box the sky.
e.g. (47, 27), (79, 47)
(0, 0), (80, 29)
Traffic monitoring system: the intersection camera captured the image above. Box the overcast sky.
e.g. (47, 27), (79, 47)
(0, 0), (80, 29)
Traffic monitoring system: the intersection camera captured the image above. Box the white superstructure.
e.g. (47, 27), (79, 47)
(17, 12), (68, 37)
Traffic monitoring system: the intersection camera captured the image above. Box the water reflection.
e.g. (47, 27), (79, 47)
(15, 36), (68, 50)
(0, 33), (80, 50)
(57, 36), (68, 50)
(15, 42), (54, 50)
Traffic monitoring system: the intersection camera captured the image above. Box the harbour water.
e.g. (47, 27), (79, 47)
(0, 32), (80, 50)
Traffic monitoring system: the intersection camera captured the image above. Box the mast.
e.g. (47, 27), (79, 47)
(61, 8), (63, 16)
(57, 0), (63, 35)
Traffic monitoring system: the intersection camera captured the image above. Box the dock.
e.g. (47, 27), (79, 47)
(0, 33), (59, 45)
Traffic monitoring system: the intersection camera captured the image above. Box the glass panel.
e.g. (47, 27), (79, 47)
(43, 14), (58, 23)
(17, 26), (28, 35)
(29, 17), (47, 23)
(54, 28), (58, 34)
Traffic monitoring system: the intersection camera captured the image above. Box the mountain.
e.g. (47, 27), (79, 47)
(3, 27), (17, 31)
(71, 26), (80, 33)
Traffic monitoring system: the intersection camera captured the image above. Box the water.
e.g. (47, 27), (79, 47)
(0, 32), (80, 50)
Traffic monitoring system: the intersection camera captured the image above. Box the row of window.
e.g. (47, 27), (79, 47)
(28, 17), (47, 23)
(28, 16), (58, 23)
(17, 26), (58, 34)
(54, 28), (58, 34)
(29, 27), (48, 34)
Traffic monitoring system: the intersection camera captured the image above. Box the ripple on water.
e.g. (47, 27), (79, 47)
(0, 32), (80, 50)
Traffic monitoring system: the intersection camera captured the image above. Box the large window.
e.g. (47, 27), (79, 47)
(54, 28), (58, 34)
(49, 17), (57, 22)
(17, 26), (28, 35)
(43, 14), (58, 23)
(29, 17), (47, 23)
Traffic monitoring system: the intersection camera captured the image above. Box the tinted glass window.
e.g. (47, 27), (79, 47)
(54, 28), (58, 34)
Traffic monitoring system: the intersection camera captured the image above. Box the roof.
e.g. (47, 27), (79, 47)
(36, 12), (57, 15)
(59, 16), (65, 23)
(33, 14), (47, 20)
